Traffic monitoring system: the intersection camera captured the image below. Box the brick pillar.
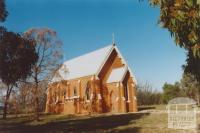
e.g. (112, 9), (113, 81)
(64, 83), (71, 114)
(67, 83), (70, 97)
(128, 82), (137, 112)
(78, 80), (82, 114)
(117, 82), (123, 113)
(132, 83), (137, 112)
(120, 83), (126, 113)
(45, 87), (50, 113)
(93, 76), (102, 113)
(97, 84), (102, 113)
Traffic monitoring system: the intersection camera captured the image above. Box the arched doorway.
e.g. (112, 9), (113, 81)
(124, 82), (129, 112)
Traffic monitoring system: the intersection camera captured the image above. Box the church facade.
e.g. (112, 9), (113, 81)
(45, 44), (137, 114)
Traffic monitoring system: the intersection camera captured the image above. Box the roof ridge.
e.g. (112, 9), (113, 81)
(64, 44), (113, 63)
(51, 44), (114, 82)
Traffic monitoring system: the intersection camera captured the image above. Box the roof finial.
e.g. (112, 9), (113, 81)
(112, 33), (115, 46)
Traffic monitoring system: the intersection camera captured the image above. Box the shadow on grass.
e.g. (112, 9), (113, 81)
(0, 113), (149, 133)
(138, 106), (155, 111)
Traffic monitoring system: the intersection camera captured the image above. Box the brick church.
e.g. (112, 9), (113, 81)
(45, 44), (137, 114)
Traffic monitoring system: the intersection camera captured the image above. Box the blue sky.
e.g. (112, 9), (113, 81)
(2, 0), (186, 90)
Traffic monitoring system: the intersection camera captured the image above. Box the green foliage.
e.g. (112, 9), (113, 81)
(183, 50), (200, 82)
(0, 27), (38, 86)
(0, 0), (8, 22)
(162, 82), (184, 103)
(180, 73), (200, 104)
(0, 27), (38, 119)
(148, 0), (200, 94)
(137, 82), (162, 105)
(161, 74), (200, 104)
(150, 0), (200, 57)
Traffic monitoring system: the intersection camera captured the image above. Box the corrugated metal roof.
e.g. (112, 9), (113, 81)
(51, 45), (113, 82)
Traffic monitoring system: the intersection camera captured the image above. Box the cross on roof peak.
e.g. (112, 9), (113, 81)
(112, 33), (115, 45)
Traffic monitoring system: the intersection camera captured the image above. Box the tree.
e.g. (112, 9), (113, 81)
(150, 0), (200, 56)
(183, 50), (200, 82)
(24, 28), (63, 120)
(162, 82), (184, 103)
(0, 80), (5, 107)
(0, 0), (8, 22)
(0, 27), (38, 119)
(8, 82), (47, 114)
(13, 83), (34, 114)
(137, 81), (162, 105)
(149, 0), (200, 87)
(180, 73), (200, 105)
(0, 81), (5, 107)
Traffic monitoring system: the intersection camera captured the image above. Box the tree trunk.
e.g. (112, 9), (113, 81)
(3, 96), (8, 119)
(197, 95), (200, 106)
(3, 86), (12, 119)
(35, 94), (39, 121)
(34, 73), (40, 121)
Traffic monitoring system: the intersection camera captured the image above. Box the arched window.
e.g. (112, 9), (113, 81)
(54, 91), (58, 104)
(85, 82), (90, 100)
(63, 89), (67, 99)
(53, 93), (57, 103)
(74, 87), (77, 96)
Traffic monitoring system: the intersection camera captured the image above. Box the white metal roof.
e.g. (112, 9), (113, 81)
(168, 97), (197, 105)
(107, 66), (128, 83)
(51, 44), (137, 84)
(52, 45), (113, 82)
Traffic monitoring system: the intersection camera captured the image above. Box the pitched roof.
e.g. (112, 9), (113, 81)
(107, 66), (128, 83)
(52, 45), (114, 82)
(51, 44), (137, 84)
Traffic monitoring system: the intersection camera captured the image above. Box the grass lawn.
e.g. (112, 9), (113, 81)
(138, 104), (167, 111)
(0, 105), (199, 133)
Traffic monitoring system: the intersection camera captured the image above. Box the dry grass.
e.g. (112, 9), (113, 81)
(116, 113), (199, 133)
(0, 105), (199, 133)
